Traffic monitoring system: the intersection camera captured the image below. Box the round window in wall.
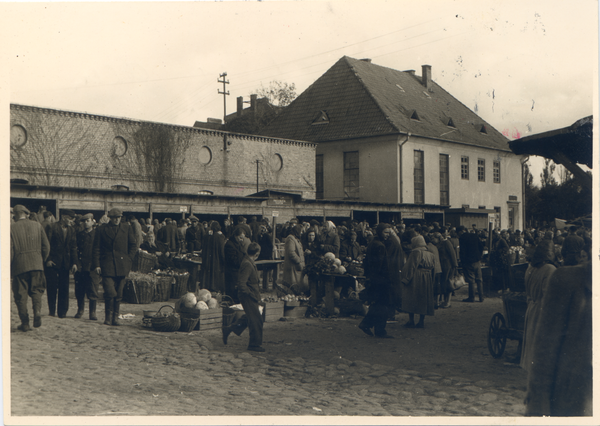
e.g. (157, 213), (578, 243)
(271, 153), (283, 171)
(113, 136), (128, 157)
(10, 125), (28, 149)
(199, 146), (212, 165)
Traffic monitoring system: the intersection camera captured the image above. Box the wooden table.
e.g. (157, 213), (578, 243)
(255, 259), (283, 291)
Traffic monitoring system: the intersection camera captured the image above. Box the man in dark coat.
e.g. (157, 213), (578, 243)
(222, 242), (265, 352)
(457, 225), (485, 302)
(358, 223), (394, 338)
(75, 213), (100, 320)
(44, 209), (78, 318)
(561, 225), (584, 266)
(224, 227), (247, 303)
(156, 218), (178, 252)
(93, 208), (137, 326)
(248, 216), (261, 242)
(11, 205), (51, 331)
(185, 215), (204, 252)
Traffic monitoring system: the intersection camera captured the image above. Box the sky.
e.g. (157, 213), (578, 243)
(2, 0), (598, 184)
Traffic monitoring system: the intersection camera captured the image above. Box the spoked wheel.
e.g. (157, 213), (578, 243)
(488, 312), (507, 359)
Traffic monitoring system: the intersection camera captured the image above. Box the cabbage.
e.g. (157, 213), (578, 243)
(196, 289), (212, 303)
(195, 301), (209, 310)
(207, 298), (218, 309)
(181, 292), (197, 308)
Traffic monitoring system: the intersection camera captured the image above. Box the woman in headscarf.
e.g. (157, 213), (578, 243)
(400, 235), (435, 328)
(358, 223), (394, 338)
(282, 224), (306, 293)
(520, 240), (556, 371)
(201, 222), (226, 294)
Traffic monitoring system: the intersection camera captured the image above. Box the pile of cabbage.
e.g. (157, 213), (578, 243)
(175, 288), (219, 311)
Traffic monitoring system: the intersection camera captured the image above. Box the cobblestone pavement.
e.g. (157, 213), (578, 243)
(10, 290), (527, 419)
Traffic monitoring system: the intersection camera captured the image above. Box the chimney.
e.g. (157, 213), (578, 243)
(421, 65), (432, 91)
(250, 94), (258, 117)
(237, 96), (243, 117)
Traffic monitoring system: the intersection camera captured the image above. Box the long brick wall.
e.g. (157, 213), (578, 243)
(10, 104), (317, 199)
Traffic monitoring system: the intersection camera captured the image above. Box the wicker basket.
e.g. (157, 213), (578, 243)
(154, 276), (174, 302)
(123, 278), (155, 304)
(178, 316), (199, 332)
(131, 251), (157, 274)
(151, 305), (181, 332)
(170, 272), (189, 299)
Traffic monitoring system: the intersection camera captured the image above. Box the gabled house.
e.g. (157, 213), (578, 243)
(260, 56), (525, 230)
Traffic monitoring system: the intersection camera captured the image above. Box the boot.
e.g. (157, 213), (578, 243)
(104, 298), (113, 325)
(18, 314), (31, 332)
(89, 300), (98, 321)
(74, 299), (85, 318)
(33, 298), (42, 328)
(112, 300), (120, 326)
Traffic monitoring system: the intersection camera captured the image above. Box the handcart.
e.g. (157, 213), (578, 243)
(487, 273), (527, 359)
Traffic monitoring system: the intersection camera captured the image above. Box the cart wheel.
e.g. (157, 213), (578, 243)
(488, 312), (507, 359)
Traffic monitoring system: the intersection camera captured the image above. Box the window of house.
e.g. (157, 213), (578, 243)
(439, 154), (449, 206)
(493, 160), (501, 183)
(414, 150), (424, 204)
(343, 151), (359, 200)
(478, 158), (485, 182)
(461, 156), (469, 180)
(316, 154), (324, 199)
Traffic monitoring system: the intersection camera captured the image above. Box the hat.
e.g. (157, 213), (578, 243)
(13, 204), (30, 215)
(107, 208), (123, 217)
(411, 235), (427, 248)
(189, 215), (199, 222)
(61, 209), (76, 218)
(81, 213), (94, 221)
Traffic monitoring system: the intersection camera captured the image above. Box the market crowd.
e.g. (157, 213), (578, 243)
(11, 205), (592, 415)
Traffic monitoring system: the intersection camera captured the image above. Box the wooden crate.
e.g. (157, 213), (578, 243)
(262, 301), (284, 322)
(178, 306), (223, 331)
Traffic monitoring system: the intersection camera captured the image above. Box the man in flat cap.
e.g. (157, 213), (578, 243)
(11, 205), (51, 331)
(44, 209), (78, 318)
(93, 208), (137, 326)
(185, 215), (204, 253)
(74, 213), (100, 320)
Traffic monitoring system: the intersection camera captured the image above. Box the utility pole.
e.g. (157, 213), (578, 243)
(218, 72), (230, 124)
(254, 159), (263, 193)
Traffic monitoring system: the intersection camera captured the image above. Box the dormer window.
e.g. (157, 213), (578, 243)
(410, 110), (421, 121)
(311, 110), (329, 125)
(444, 117), (456, 128)
(479, 124), (488, 134)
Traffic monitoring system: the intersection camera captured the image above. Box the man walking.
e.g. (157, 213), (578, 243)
(45, 209), (78, 318)
(457, 225), (485, 302)
(75, 213), (101, 320)
(93, 208), (137, 326)
(222, 242), (265, 352)
(11, 205), (51, 331)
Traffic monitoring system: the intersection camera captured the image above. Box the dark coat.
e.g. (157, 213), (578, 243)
(92, 222), (137, 277)
(76, 228), (96, 272)
(157, 223), (178, 251)
(201, 232), (226, 293)
(237, 255), (261, 302)
(45, 221), (78, 270)
(11, 218), (51, 276)
(224, 236), (247, 299)
(458, 232), (484, 265)
(525, 262), (592, 416)
(340, 239), (361, 261)
(319, 231), (340, 258)
(186, 225), (204, 252)
(363, 237), (391, 303)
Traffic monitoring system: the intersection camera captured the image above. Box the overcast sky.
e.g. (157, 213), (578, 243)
(2, 0), (597, 184)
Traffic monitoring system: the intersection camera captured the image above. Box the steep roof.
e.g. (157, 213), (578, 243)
(261, 56), (511, 151)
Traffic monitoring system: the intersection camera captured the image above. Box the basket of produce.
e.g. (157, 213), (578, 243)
(123, 272), (156, 304)
(151, 305), (181, 332)
(131, 251), (157, 274)
(154, 275), (174, 302)
(170, 272), (189, 299)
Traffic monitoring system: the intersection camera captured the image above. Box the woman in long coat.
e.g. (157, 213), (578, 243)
(282, 224), (305, 292)
(359, 223), (393, 338)
(520, 240), (556, 371)
(401, 235), (435, 328)
(201, 222), (226, 294)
